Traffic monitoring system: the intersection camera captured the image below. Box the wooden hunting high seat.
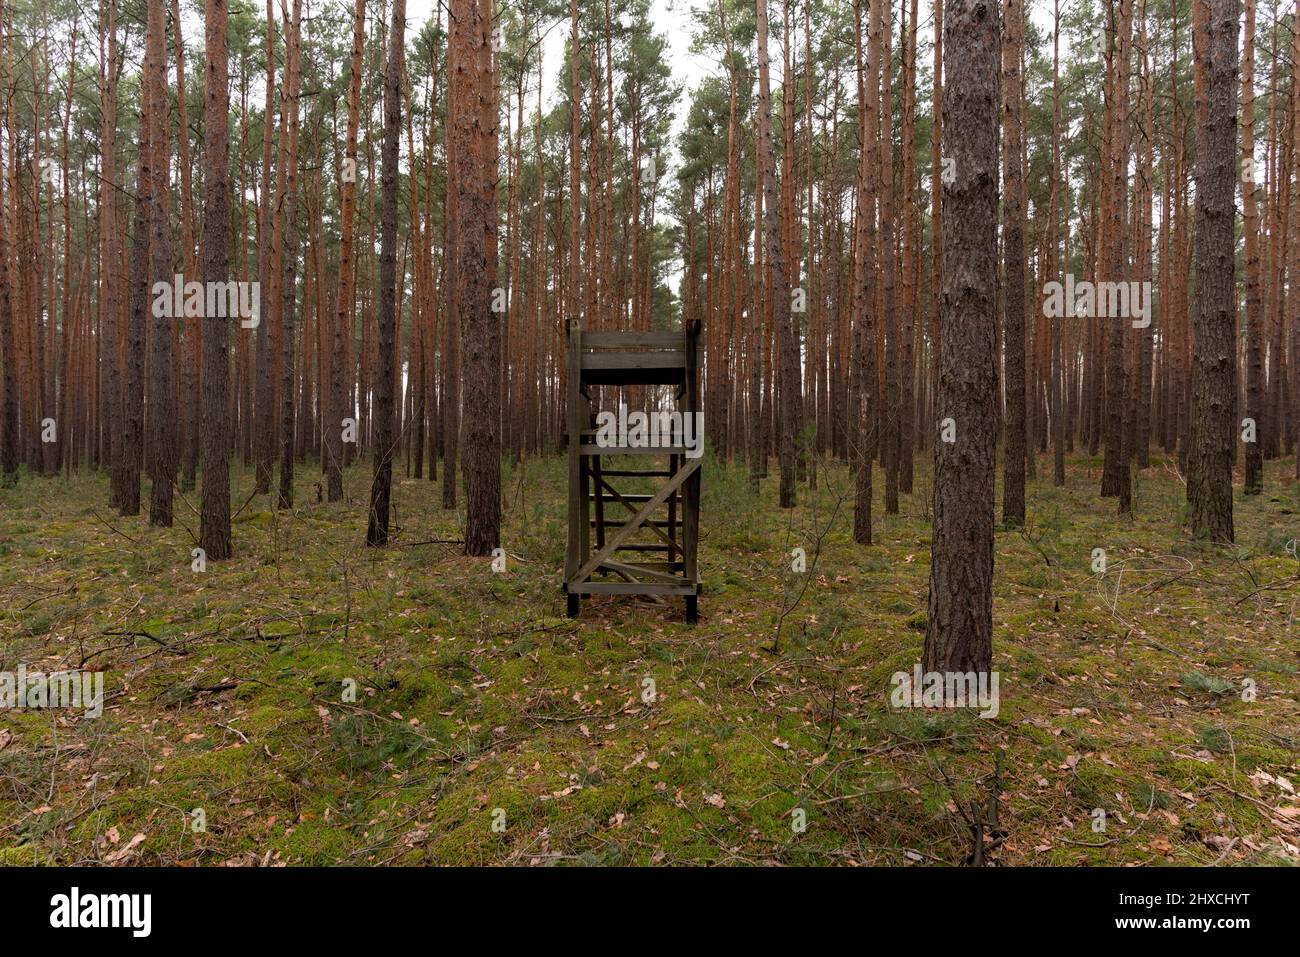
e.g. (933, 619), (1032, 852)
(564, 320), (702, 624)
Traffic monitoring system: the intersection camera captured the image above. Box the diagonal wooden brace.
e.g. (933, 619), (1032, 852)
(596, 474), (678, 554)
(571, 456), (701, 586)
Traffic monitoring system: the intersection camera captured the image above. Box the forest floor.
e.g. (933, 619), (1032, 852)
(1, 450), (1298, 866)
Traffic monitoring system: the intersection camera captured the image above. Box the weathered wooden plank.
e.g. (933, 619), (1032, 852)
(568, 582), (698, 596)
(590, 518), (674, 528)
(579, 443), (690, 456)
(593, 455), (606, 549)
(617, 560), (684, 572)
(579, 367), (687, 387)
(581, 351), (686, 371)
(588, 491), (657, 504)
(598, 560), (682, 585)
(582, 331), (683, 350)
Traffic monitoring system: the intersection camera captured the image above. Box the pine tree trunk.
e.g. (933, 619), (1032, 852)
(199, 0), (233, 560)
(120, 2), (158, 517)
(173, 0), (200, 494)
(1050, 0), (1064, 486)
(880, 6), (899, 515)
(366, 0), (404, 546)
(757, 0), (797, 508)
(1187, 0), (1238, 542)
(928, 0), (943, 462)
(145, 0), (174, 527)
(0, 0), (21, 484)
(851, 0), (882, 544)
(1100, 0), (1133, 512)
(327, 0), (365, 504)
(276, 0), (302, 511)
(1001, 0), (1026, 525)
(458, 0), (502, 555)
(254, 0), (276, 495)
(1134, 2), (1155, 472)
(1241, 0), (1264, 493)
(924, 0), (998, 676)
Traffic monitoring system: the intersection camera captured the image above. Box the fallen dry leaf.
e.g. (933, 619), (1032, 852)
(104, 832), (146, 864)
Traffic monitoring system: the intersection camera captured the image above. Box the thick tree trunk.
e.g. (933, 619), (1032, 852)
(458, 0), (502, 555)
(851, 0), (882, 544)
(1292, 2), (1300, 480)
(924, 0), (998, 676)
(120, 1), (158, 517)
(276, 0), (302, 511)
(1187, 0), (1238, 542)
(146, 0), (174, 527)
(1100, 0), (1133, 512)
(1241, 0), (1263, 494)
(199, 0), (233, 560)
(366, 0), (404, 546)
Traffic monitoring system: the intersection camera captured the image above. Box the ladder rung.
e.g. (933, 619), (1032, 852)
(590, 493), (667, 504)
(581, 331), (684, 350)
(580, 444), (689, 456)
(592, 519), (674, 528)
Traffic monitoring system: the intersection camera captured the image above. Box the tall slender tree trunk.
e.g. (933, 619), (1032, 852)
(146, 0), (175, 527)
(328, 0), (365, 504)
(1001, 0), (1025, 525)
(173, 0), (200, 493)
(1100, 0), (1133, 512)
(881, 6), (899, 515)
(276, 0), (302, 511)
(199, 0), (233, 560)
(1187, 0), (1238, 542)
(0, 0), (22, 485)
(851, 0), (882, 544)
(367, 0), (404, 546)
(757, 0), (797, 508)
(928, 0), (943, 461)
(1241, 0), (1264, 493)
(924, 0), (998, 675)
(1050, 0), (1064, 486)
(120, 0), (159, 517)
(458, 0), (501, 555)
(1292, 0), (1300, 480)
(899, 0), (918, 494)
(1134, 1), (1155, 471)
(254, 0), (276, 495)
